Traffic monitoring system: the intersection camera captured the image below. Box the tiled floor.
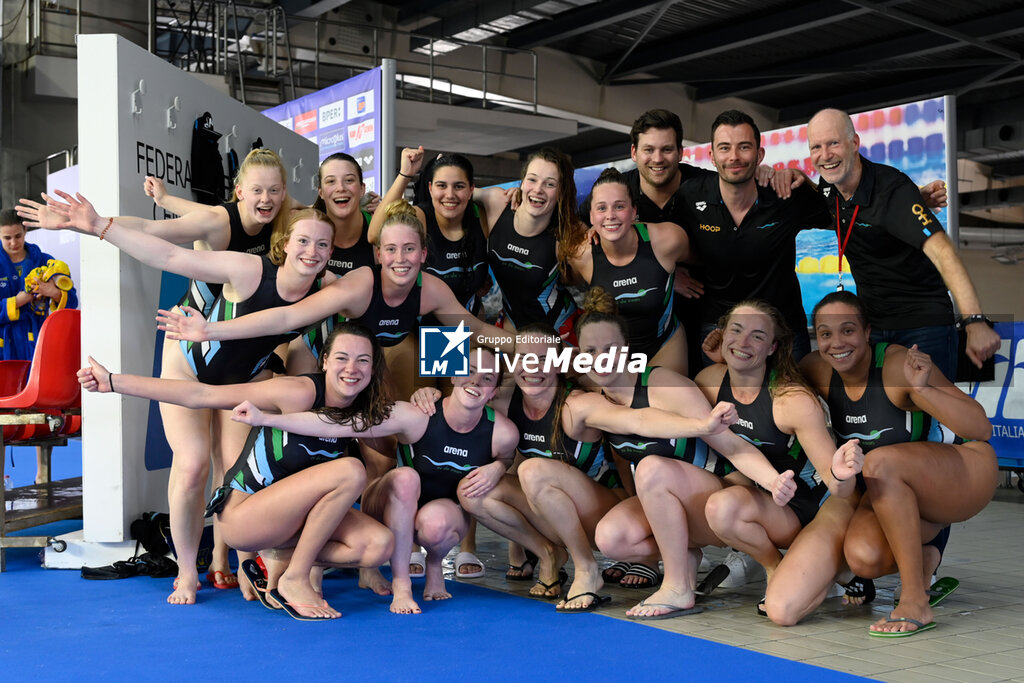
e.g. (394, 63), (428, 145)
(450, 479), (1024, 683)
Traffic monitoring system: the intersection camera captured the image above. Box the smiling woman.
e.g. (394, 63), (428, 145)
(568, 167), (691, 373)
(156, 200), (514, 404)
(16, 191), (336, 606)
(231, 346), (519, 616)
(75, 323), (395, 621)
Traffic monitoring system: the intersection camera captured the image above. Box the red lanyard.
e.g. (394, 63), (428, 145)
(835, 196), (858, 291)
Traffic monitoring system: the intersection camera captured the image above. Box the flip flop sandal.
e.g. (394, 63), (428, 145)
(531, 569), (569, 599)
(556, 592), (612, 614)
(627, 599), (704, 620)
(601, 561), (632, 584)
(841, 575), (875, 605)
(506, 549), (538, 581)
(868, 614), (937, 638)
(137, 553), (178, 578)
(267, 588), (337, 622)
(756, 595), (767, 617)
(81, 559), (143, 580)
(206, 569), (239, 589)
(620, 562), (662, 590)
(240, 559), (281, 611)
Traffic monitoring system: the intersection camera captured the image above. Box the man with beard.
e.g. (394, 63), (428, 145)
(679, 109), (831, 362)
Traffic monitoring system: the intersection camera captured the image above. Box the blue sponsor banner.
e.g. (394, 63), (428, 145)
(263, 68), (383, 194)
(960, 321), (1024, 469)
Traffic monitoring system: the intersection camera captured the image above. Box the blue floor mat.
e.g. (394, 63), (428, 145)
(1, 523), (868, 682)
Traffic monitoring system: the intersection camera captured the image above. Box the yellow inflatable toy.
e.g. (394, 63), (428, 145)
(24, 258), (74, 313)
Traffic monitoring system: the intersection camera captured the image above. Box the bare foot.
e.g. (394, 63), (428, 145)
(625, 585), (697, 618)
(238, 564), (280, 608)
(359, 567), (393, 596)
(869, 599), (934, 635)
(423, 559), (452, 601)
(168, 573), (200, 605)
(389, 590), (422, 614)
(276, 573), (340, 619)
(239, 578), (258, 601)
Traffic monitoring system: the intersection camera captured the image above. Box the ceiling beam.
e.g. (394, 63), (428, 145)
(396, 0), (457, 25)
(778, 66), (994, 122)
(413, 1), (549, 40)
(691, 6), (1024, 101)
(505, 0), (667, 50)
(601, 0), (680, 83)
(840, 0), (1020, 60)
(610, 0), (915, 79)
(278, 0), (353, 18)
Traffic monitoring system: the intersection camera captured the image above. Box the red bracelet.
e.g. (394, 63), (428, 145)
(99, 217), (114, 240)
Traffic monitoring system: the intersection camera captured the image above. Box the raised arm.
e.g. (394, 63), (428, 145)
(472, 186), (515, 234)
(158, 267), (374, 343)
(890, 344), (992, 441)
(18, 191), (258, 291)
(144, 176), (222, 222)
(231, 398), (425, 441)
(703, 428), (795, 506)
(77, 356), (314, 413)
(775, 388), (861, 498)
(368, 146), (424, 244)
(571, 390), (735, 439)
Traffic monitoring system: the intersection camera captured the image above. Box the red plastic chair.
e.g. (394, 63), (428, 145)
(0, 361), (30, 396)
(0, 309), (81, 411)
(0, 309), (82, 571)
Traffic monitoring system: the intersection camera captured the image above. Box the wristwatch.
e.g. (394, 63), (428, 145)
(958, 314), (994, 328)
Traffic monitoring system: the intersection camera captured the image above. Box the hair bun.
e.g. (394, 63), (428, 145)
(582, 286), (616, 316)
(382, 199), (418, 221)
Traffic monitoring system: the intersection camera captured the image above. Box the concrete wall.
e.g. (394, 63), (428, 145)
(960, 249), (1024, 321)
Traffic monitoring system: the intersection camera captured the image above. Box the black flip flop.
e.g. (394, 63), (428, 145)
(81, 559), (142, 580)
(240, 559), (281, 611)
(557, 592), (612, 614)
(531, 569), (569, 599)
(267, 588), (336, 622)
(506, 549), (538, 582)
(137, 553), (178, 578)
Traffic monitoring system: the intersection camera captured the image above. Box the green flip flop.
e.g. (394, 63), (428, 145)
(868, 614), (936, 638)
